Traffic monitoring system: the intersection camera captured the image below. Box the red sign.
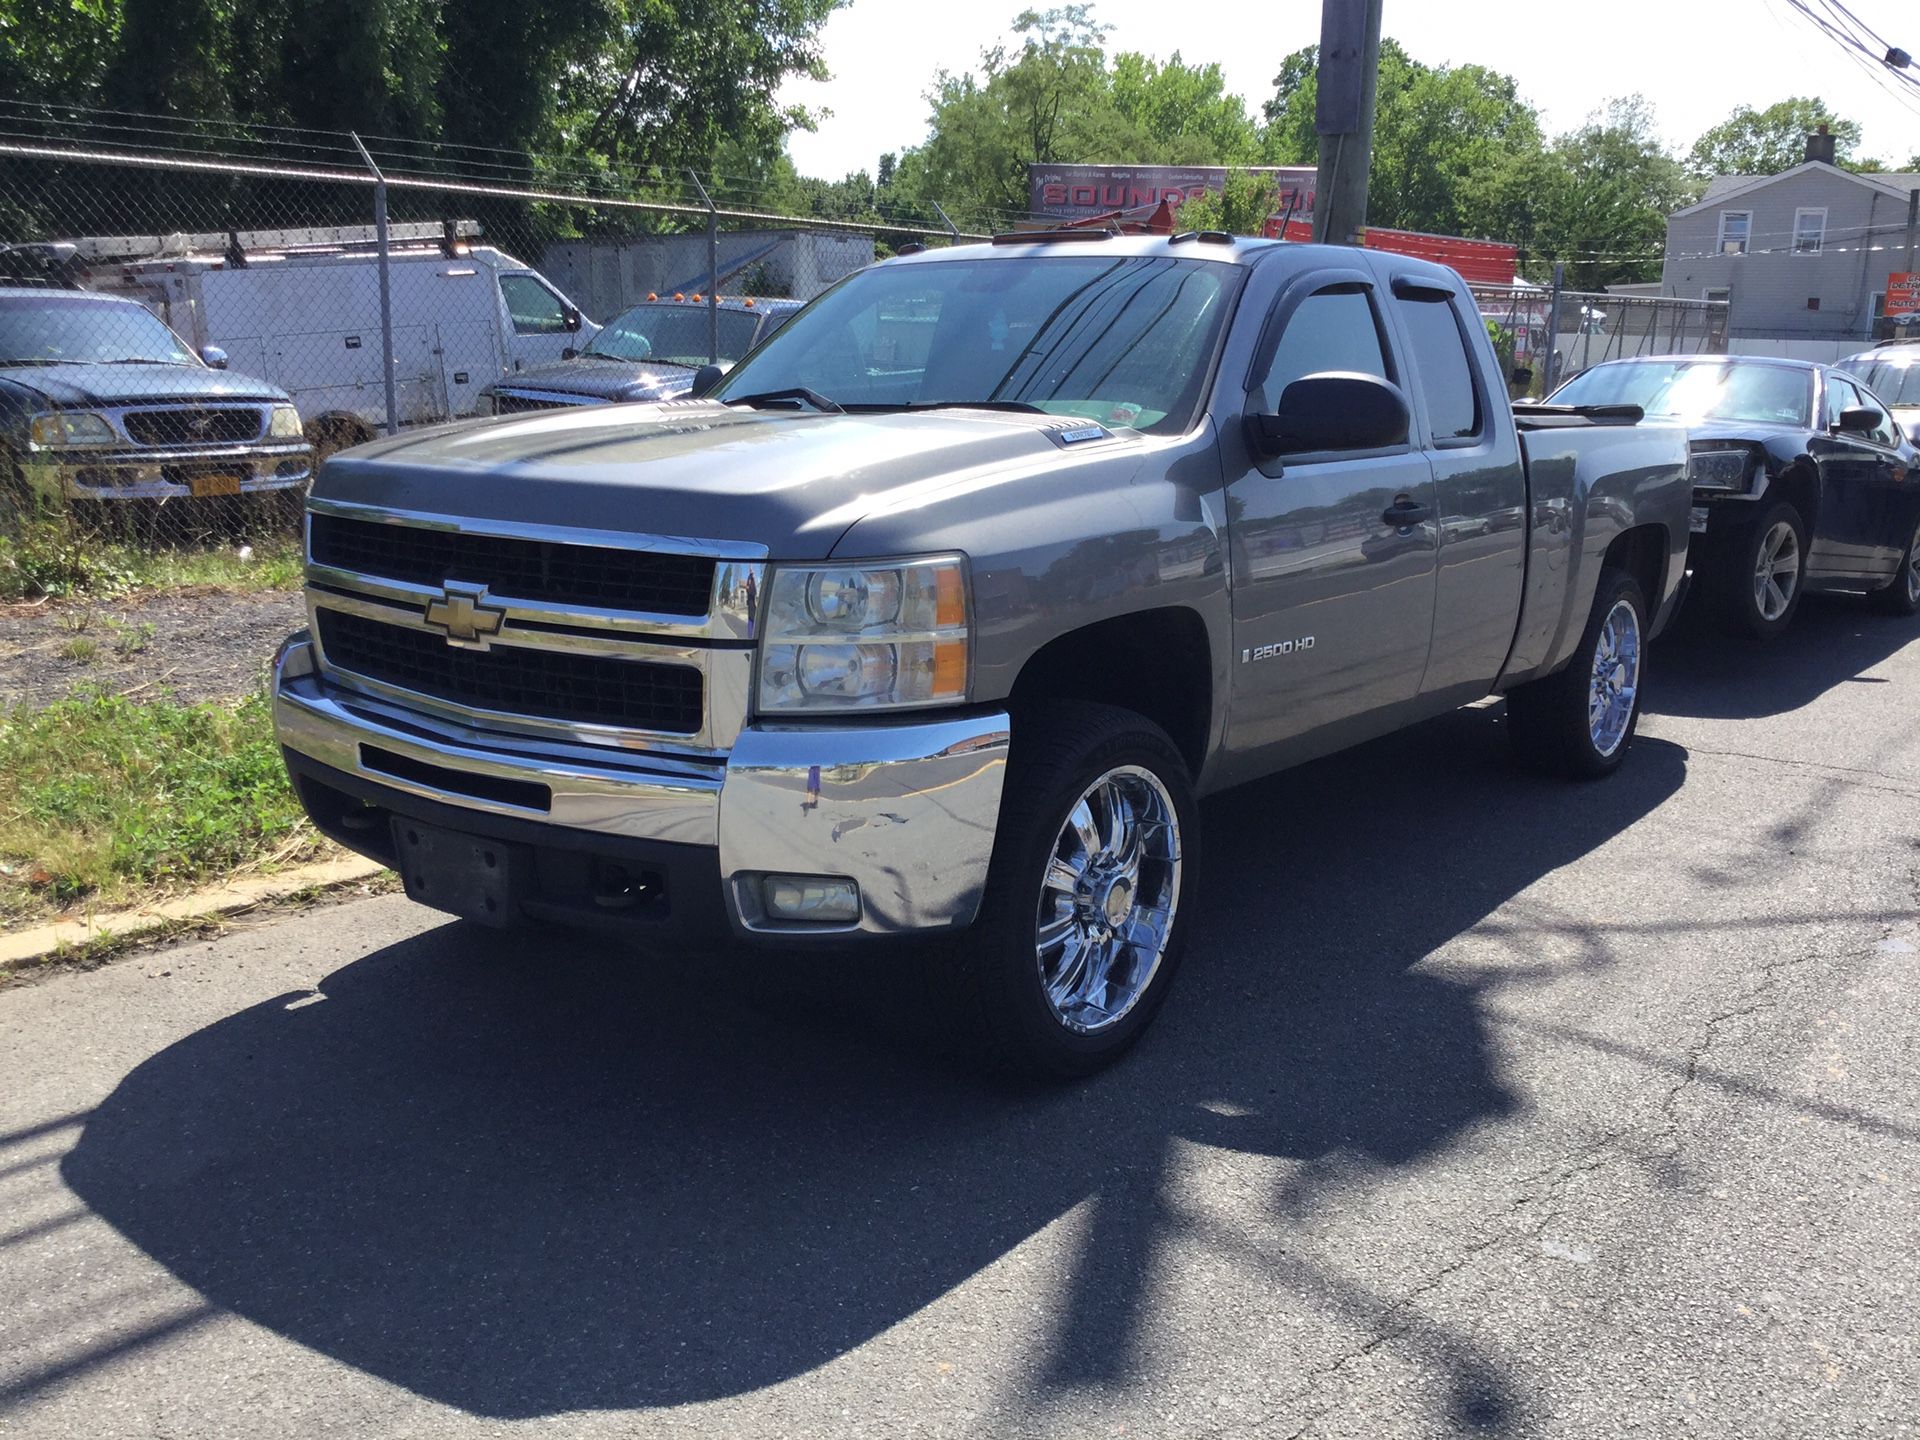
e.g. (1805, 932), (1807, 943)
(1889, 272), (1920, 317)
(1029, 164), (1316, 224)
(1266, 218), (1519, 286)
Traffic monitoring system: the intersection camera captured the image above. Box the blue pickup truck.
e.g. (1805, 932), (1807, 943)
(0, 286), (312, 514)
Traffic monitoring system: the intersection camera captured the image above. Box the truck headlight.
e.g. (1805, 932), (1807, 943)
(756, 557), (970, 713)
(267, 404), (305, 438)
(1687, 443), (1755, 492)
(28, 411), (118, 448)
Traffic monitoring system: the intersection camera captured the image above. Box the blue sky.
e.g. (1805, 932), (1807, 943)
(779, 0), (1920, 180)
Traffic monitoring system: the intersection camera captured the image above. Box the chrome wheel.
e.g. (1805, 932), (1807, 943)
(1753, 520), (1802, 622)
(1904, 528), (1920, 605)
(1034, 765), (1183, 1034)
(1587, 599), (1641, 758)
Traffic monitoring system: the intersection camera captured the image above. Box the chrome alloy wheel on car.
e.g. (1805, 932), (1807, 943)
(1753, 519), (1802, 622)
(1903, 527), (1920, 607)
(1033, 765), (1183, 1034)
(1587, 599), (1641, 759)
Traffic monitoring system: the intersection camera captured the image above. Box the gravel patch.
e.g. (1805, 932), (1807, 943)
(0, 588), (305, 710)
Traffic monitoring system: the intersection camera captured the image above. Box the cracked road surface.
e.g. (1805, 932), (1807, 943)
(3, 596), (1918, 1438)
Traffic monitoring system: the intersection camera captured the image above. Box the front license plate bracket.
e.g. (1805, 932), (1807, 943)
(391, 819), (523, 927)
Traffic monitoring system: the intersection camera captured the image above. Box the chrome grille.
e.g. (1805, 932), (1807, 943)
(310, 512), (715, 615)
(302, 501), (765, 755)
(123, 407), (264, 446)
(316, 608), (704, 734)
(492, 392), (583, 413)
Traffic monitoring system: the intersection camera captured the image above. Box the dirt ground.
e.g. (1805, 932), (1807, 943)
(0, 588), (305, 710)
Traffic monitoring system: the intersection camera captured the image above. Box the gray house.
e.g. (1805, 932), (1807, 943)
(1661, 129), (1918, 351)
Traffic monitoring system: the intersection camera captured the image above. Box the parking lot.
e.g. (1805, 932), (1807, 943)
(2, 595), (1917, 1439)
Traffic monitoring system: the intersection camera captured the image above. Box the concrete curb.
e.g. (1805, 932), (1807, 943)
(0, 855), (389, 967)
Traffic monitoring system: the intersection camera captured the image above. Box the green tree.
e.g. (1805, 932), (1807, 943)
(1259, 39), (1546, 240)
(1172, 169), (1281, 235)
(1685, 97), (1864, 177)
(0, 0), (123, 105)
(1107, 51), (1259, 166)
(1530, 96), (1686, 287)
(896, 7), (1264, 229)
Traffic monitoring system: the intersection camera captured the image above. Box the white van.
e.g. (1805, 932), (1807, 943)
(68, 222), (597, 451)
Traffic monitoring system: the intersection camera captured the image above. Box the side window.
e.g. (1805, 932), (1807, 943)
(1822, 374), (1857, 429)
(499, 274), (569, 335)
(1392, 291), (1482, 441)
(1826, 375), (1900, 447)
(1717, 211), (1750, 256)
(1258, 286), (1389, 414)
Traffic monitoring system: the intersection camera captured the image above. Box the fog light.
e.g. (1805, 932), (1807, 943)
(762, 875), (860, 924)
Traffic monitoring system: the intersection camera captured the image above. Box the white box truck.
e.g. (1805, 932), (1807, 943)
(66, 223), (597, 453)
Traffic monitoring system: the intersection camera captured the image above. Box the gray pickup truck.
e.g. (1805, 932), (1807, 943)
(272, 234), (1690, 1075)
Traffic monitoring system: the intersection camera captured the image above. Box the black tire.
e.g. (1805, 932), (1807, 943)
(1867, 512), (1920, 617)
(941, 702), (1199, 1080)
(1506, 567), (1648, 780)
(1714, 499), (1808, 640)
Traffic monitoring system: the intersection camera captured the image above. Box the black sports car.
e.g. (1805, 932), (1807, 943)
(1549, 355), (1920, 637)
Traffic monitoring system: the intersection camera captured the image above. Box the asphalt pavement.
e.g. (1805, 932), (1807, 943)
(3, 594), (1917, 1439)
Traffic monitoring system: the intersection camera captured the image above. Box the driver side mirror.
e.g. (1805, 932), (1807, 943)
(563, 306), (583, 334)
(1245, 372), (1410, 458)
(1835, 404), (1884, 435)
(690, 363), (726, 398)
(199, 345), (229, 370)
(560, 346), (578, 360)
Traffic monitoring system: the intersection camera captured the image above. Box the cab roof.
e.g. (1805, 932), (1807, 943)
(879, 234), (1487, 303)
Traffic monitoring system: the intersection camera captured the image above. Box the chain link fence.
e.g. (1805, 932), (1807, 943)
(1469, 281), (1729, 398)
(2, 120), (1742, 576)
(0, 130), (980, 568)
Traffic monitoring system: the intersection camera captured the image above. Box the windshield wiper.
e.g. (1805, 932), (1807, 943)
(726, 387), (843, 414)
(846, 400), (1045, 415)
(98, 357), (190, 365)
(0, 358), (65, 366)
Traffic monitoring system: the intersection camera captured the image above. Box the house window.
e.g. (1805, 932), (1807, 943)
(1717, 210), (1751, 255)
(1703, 287), (1730, 305)
(1793, 207), (1826, 255)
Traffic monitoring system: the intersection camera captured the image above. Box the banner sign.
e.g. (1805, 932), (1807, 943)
(1028, 164), (1316, 224)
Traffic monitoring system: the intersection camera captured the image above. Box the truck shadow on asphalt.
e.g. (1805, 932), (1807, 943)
(1647, 592), (1917, 720)
(57, 709), (1688, 1430)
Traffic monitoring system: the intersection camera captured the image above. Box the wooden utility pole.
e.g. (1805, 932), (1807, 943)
(1311, 0), (1384, 246)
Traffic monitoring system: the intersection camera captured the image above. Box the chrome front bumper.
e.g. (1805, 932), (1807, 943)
(24, 441), (314, 501)
(272, 634), (1010, 938)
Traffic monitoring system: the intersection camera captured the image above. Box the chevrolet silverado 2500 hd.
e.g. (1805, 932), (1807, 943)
(272, 234), (1691, 1075)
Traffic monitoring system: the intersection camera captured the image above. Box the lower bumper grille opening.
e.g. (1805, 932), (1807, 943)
(361, 744), (552, 812)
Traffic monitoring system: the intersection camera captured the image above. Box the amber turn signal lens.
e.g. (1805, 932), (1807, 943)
(932, 640), (967, 698)
(935, 566), (966, 628)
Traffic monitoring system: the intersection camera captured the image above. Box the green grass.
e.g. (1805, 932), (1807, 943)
(56, 634), (99, 663)
(0, 687), (328, 926)
(0, 518), (302, 601)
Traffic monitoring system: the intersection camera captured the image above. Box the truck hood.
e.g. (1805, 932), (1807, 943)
(315, 401), (1127, 560)
(489, 358), (696, 402)
(0, 362), (289, 407)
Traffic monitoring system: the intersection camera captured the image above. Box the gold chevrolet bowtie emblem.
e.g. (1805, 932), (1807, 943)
(423, 582), (506, 649)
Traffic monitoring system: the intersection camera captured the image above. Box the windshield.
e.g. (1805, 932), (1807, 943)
(585, 304), (762, 366)
(1551, 360), (1812, 427)
(712, 253), (1240, 434)
(0, 296), (200, 366)
(1840, 357), (1920, 407)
